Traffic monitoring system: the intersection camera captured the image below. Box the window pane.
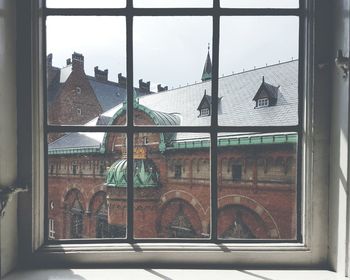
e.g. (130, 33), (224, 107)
(133, 17), (212, 126)
(46, 0), (126, 8)
(46, 16), (126, 126)
(219, 16), (299, 126)
(133, 133), (211, 239)
(220, 0), (298, 8)
(47, 133), (127, 239)
(134, 0), (212, 8)
(217, 132), (297, 240)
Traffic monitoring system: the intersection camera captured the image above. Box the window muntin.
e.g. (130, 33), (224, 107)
(44, 2), (303, 244)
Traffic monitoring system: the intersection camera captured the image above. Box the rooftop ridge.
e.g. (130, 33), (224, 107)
(86, 75), (120, 86)
(138, 59), (298, 99)
(222, 58), (299, 79)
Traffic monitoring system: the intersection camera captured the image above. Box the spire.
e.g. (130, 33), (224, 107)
(201, 43), (212, 82)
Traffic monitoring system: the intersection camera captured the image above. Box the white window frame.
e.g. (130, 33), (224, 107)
(257, 98), (269, 108)
(201, 107), (210, 116)
(48, 218), (55, 239)
(17, 0), (331, 268)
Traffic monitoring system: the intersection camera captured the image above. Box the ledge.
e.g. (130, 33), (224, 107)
(3, 269), (345, 280)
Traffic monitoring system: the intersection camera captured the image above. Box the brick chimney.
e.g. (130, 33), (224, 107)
(66, 58), (72, 66)
(72, 52), (84, 71)
(47, 53), (53, 69)
(94, 66), (108, 81)
(118, 73), (126, 87)
(139, 79), (150, 93)
(157, 84), (168, 92)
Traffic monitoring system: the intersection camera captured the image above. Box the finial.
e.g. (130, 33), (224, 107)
(262, 76), (265, 82)
(208, 43), (210, 52)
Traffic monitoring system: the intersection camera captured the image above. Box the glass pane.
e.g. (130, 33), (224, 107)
(47, 132), (127, 240)
(133, 17), (212, 126)
(46, 16), (126, 125)
(217, 132), (297, 240)
(219, 16), (299, 126)
(134, 0), (212, 8)
(46, 0), (125, 8)
(220, 0), (298, 8)
(133, 133), (211, 239)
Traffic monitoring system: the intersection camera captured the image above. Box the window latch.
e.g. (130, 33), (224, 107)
(0, 184), (28, 217)
(335, 49), (349, 78)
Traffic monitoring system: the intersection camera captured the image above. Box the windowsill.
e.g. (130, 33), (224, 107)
(3, 269), (344, 280)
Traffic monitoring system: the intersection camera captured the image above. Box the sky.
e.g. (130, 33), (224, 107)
(46, 0), (299, 91)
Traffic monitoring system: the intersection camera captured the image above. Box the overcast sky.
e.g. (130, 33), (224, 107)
(46, 0), (298, 91)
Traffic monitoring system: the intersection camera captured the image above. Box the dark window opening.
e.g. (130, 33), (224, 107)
(72, 162), (78, 175)
(232, 164), (242, 181)
(175, 165), (182, 179)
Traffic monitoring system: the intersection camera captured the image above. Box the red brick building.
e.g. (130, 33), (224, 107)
(47, 53), (298, 240)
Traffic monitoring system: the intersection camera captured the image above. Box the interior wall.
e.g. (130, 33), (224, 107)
(329, 0), (350, 275)
(0, 0), (17, 277)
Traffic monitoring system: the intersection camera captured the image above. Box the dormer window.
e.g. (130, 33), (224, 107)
(197, 90), (212, 117)
(256, 98), (269, 108)
(253, 76), (279, 109)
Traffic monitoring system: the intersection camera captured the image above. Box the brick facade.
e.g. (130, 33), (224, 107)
(48, 108), (297, 240)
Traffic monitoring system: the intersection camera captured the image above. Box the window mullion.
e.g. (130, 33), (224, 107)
(210, 0), (220, 240)
(126, 7), (134, 241)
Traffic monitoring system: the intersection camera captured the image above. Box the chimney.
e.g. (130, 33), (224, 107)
(66, 58), (72, 66)
(139, 79), (150, 93)
(157, 84), (168, 92)
(72, 52), (84, 71)
(94, 66), (108, 81)
(118, 73), (126, 87)
(47, 53), (53, 68)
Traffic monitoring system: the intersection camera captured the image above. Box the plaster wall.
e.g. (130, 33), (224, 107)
(329, 0), (350, 275)
(0, 0), (17, 277)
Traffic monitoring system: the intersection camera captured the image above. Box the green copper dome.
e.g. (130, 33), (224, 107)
(105, 159), (159, 188)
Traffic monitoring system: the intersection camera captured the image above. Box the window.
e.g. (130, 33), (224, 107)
(72, 162), (77, 175)
(20, 0), (333, 269)
(256, 98), (269, 108)
(231, 164), (242, 181)
(44, 0), (300, 243)
(174, 165), (182, 179)
(75, 86), (81, 94)
(201, 108), (210, 116)
(48, 219), (55, 239)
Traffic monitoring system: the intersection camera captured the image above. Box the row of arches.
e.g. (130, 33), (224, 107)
(63, 189), (114, 239)
(61, 188), (280, 239)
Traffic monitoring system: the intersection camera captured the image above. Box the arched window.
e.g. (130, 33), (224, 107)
(96, 201), (109, 238)
(70, 198), (83, 238)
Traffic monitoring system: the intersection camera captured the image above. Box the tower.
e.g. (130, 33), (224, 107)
(201, 44), (212, 82)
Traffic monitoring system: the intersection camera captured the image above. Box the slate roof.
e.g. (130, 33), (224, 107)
(87, 77), (126, 112)
(49, 132), (102, 151)
(48, 60), (298, 153)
